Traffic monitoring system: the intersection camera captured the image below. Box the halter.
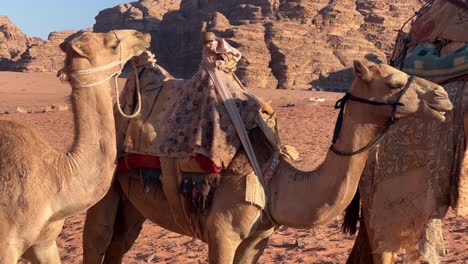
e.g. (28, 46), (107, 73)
(329, 75), (414, 156)
(59, 31), (142, 118)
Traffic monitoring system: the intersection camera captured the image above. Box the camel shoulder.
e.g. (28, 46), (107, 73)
(0, 120), (55, 154)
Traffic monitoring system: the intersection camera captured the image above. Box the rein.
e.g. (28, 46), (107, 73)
(58, 31), (142, 118)
(330, 75), (414, 156)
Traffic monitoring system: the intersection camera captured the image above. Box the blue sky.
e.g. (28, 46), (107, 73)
(1, 0), (128, 39)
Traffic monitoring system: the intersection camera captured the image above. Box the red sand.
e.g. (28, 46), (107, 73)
(1, 71), (466, 263)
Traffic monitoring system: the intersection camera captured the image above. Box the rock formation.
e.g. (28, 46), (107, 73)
(2, 0), (424, 90)
(93, 0), (423, 91)
(0, 16), (77, 72)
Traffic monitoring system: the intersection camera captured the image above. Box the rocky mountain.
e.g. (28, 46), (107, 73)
(1, 0), (425, 90)
(0, 16), (77, 72)
(93, 0), (424, 91)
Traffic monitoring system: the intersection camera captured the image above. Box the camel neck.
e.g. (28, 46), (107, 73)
(269, 118), (382, 228)
(52, 76), (117, 219)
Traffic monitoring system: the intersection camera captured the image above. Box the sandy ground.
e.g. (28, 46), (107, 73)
(0, 71), (466, 263)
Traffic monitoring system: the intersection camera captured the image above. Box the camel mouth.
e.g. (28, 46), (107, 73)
(426, 104), (449, 121)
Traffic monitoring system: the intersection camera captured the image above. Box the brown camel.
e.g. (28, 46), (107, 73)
(82, 61), (453, 263)
(0, 29), (150, 263)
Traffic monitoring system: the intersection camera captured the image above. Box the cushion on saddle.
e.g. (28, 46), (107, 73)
(117, 153), (220, 173)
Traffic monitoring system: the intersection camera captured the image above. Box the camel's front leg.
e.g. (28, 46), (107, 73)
(207, 173), (265, 263)
(0, 244), (20, 264)
(233, 225), (275, 264)
(22, 220), (64, 264)
(364, 216), (394, 264)
(23, 240), (61, 264)
(83, 182), (122, 264)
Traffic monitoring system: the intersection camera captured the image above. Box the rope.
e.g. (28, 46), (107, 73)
(60, 30), (142, 118)
(113, 63), (142, 118)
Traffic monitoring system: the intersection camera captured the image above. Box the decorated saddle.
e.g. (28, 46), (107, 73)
(114, 51), (280, 233)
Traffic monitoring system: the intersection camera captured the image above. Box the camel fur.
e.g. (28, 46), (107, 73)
(82, 61), (453, 263)
(0, 29), (150, 263)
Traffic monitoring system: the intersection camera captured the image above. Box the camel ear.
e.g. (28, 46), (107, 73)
(384, 73), (406, 89)
(353, 60), (373, 82)
(59, 42), (68, 52)
(70, 42), (91, 58)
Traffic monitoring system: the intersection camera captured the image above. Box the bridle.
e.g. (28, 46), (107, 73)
(58, 31), (142, 118)
(329, 75), (415, 156)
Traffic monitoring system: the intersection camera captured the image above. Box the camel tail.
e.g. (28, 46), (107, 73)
(342, 190), (360, 235)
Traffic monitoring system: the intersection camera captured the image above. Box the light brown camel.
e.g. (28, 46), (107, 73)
(82, 61), (453, 263)
(0, 29), (150, 263)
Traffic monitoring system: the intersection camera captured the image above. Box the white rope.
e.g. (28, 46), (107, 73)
(68, 55), (133, 76)
(113, 63), (142, 118)
(60, 30), (142, 118)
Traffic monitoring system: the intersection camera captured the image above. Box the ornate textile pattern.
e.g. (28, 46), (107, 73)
(116, 55), (262, 169)
(359, 81), (465, 262)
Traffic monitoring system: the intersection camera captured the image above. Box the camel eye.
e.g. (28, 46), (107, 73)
(105, 37), (120, 50)
(387, 81), (404, 89)
(384, 74), (405, 89)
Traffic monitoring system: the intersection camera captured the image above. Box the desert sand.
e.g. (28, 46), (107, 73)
(0, 71), (466, 263)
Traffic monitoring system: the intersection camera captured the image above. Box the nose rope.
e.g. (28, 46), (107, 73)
(58, 30), (142, 118)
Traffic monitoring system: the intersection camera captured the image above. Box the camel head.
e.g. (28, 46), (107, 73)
(347, 60), (453, 123)
(59, 29), (151, 85)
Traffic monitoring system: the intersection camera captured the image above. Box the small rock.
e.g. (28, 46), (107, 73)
(6, 106), (27, 114)
(52, 104), (69, 111)
(285, 102), (296, 107)
(281, 145), (300, 160)
(309, 97), (325, 102)
(43, 106), (53, 113)
(295, 238), (307, 248)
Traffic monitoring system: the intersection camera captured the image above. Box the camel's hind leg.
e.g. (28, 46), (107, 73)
(103, 198), (146, 263)
(233, 226), (275, 264)
(83, 182), (122, 264)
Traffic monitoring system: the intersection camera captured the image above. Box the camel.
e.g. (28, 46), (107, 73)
(0, 29), (150, 263)
(82, 60), (453, 263)
(342, 83), (466, 264)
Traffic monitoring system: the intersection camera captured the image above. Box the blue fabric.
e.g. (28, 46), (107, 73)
(401, 42), (468, 82)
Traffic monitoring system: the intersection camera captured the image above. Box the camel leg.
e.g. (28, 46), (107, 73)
(83, 182), (122, 264)
(364, 216), (394, 264)
(233, 227), (275, 264)
(0, 245), (20, 264)
(23, 240), (61, 264)
(346, 218), (373, 264)
(207, 193), (264, 263)
(22, 220), (64, 264)
(103, 197), (146, 263)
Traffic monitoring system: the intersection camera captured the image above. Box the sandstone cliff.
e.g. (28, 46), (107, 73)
(94, 0), (423, 91)
(0, 16), (77, 72)
(2, 0), (424, 90)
